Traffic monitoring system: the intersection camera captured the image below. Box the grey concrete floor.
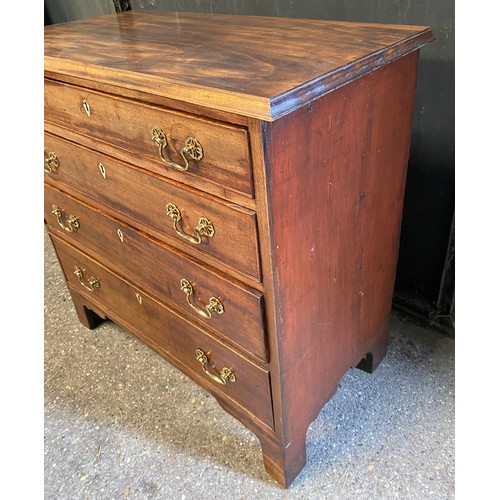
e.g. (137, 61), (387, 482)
(44, 232), (455, 499)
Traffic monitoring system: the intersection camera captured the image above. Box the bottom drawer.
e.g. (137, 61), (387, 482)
(50, 233), (274, 430)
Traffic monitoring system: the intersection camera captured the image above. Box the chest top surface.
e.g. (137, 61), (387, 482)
(44, 11), (433, 120)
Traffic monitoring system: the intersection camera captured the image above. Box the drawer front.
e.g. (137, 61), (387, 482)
(51, 234), (274, 430)
(44, 133), (261, 281)
(45, 184), (268, 362)
(44, 79), (254, 198)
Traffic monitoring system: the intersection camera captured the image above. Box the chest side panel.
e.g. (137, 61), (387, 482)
(264, 52), (419, 445)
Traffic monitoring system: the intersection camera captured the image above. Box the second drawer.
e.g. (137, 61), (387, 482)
(45, 184), (268, 363)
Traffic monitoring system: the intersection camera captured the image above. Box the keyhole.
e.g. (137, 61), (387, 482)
(82, 99), (91, 117)
(99, 162), (106, 179)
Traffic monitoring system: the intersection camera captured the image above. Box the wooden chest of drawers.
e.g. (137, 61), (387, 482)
(44, 11), (433, 487)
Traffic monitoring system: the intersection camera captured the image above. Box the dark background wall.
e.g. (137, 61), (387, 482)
(44, 0), (114, 23)
(44, 0), (455, 331)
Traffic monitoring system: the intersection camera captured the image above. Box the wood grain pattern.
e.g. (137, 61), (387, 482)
(51, 233), (274, 430)
(44, 133), (261, 282)
(44, 78), (255, 198)
(44, 11), (433, 120)
(45, 184), (268, 362)
(259, 52), (420, 486)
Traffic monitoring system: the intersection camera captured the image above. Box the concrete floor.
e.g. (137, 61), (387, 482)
(44, 232), (455, 499)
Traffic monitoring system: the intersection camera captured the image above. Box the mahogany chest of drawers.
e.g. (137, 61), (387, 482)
(44, 11), (433, 487)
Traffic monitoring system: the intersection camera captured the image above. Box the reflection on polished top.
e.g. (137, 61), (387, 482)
(44, 11), (433, 120)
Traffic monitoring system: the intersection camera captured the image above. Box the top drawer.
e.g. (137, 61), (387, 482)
(44, 79), (254, 199)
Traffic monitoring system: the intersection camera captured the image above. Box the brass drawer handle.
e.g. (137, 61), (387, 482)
(151, 127), (203, 172)
(51, 205), (80, 232)
(74, 266), (100, 292)
(180, 279), (224, 319)
(166, 202), (214, 245)
(44, 152), (59, 173)
(195, 349), (235, 385)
